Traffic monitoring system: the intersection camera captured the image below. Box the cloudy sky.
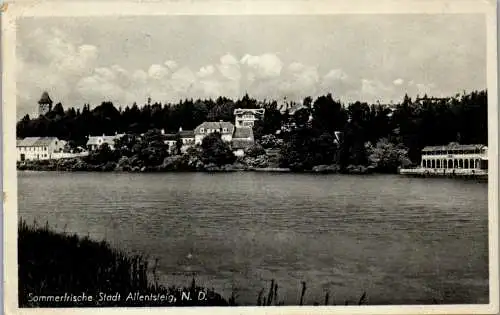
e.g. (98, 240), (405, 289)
(17, 14), (486, 118)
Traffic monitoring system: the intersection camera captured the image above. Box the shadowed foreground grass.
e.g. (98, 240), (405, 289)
(18, 219), (367, 307)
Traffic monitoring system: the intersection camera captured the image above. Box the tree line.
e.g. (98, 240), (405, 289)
(17, 90), (487, 172)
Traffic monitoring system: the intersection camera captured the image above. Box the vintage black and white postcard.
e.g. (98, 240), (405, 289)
(2, 0), (499, 314)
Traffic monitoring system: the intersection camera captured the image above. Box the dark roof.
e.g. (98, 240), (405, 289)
(163, 133), (178, 140)
(179, 130), (194, 138)
(17, 137), (59, 147)
(233, 127), (254, 140)
(232, 139), (254, 150)
(422, 143), (487, 152)
(38, 91), (53, 105)
(194, 121), (234, 135)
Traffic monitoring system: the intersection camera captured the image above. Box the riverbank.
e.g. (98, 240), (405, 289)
(19, 220), (370, 307)
(18, 219), (230, 307)
(16, 158), (377, 175)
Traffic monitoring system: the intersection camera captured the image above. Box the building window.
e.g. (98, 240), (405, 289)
(459, 159), (463, 168)
(436, 160), (440, 168)
(448, 160), (453, 169)
(464, 159), (469, 169)
(223, 128), (227, 133)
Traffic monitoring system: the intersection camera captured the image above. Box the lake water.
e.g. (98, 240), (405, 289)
(17, 171), (489, 305)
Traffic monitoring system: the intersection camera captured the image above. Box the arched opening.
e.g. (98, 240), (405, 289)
(448, 159), (453, 169)
(436, 160), (441, 168)
(470, 159), (474, 169)
(464, 159), (469, 169)
(476, 159), (480, 168)
(459, 159), (463, 168)
(431, 160), (436, 168)
(454, 159), (459, 168)
(443, 159), (447, 169)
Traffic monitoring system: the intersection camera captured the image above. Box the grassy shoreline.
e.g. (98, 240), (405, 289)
(18, 219), (230, 307)
(18, 220), (370, 307)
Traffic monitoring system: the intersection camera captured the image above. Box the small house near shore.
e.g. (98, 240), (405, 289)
(194, 121), (235, 145)
(16, 137), (66, 161)
(86, 134), (125, 151)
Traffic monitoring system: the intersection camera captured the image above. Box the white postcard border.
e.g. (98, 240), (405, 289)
(2, 1), (498, 314)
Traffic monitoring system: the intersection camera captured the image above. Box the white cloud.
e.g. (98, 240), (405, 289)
(393, 78), (404, 86)
(217, 53), (241, 81)
(279, 62), (319, 101)
(241, 53), (283, 79)
(164, 60), (178, 70)
(148, 64), (170, 80)
(170, 67), (196, 94)
(17, 27), (99, 116)
(131, 70), (148, 85)
(20, 27), (434, 114)
(196, 65), (215, 78)
(324, 69), (348, 81)
(355, 79), (396, 103)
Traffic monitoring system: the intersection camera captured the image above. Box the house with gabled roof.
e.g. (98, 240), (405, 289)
(86, 133), (125, 151)
(234, 108), (265, 128)
(194, 121), (235, 145)
(16, 137), (66, 161)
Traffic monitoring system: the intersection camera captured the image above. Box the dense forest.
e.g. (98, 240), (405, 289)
(17, 90), (487, 172)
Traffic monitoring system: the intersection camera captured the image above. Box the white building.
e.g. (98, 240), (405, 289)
(178, 128), (195, 153)
(194, 121), (235, 145)
(233, 108), (265, 128)
(163, 133), (179, 154)
(421, 143), (488, 170)
(86, 134), (125, 151)
(16, 137), (66, 161)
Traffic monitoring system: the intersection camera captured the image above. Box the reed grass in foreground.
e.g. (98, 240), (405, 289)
(18, 219), (367, 307)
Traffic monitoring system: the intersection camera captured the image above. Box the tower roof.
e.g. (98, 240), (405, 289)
(38, 91), (53, 105)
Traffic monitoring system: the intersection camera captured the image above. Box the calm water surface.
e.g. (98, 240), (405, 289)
(18, 171), (489, 305)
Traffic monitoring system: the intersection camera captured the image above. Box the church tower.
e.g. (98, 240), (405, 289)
(38, 91), (53, 116)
